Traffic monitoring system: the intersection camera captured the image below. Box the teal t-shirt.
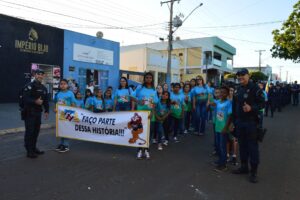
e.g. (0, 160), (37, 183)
(183, 92), (192, 112)
(170, 92), (184, 119)
(93, 97), (104, 112)
(215, 99), (232, 133)
(54, 90), (76, 106)
(193, 86), (208, 102)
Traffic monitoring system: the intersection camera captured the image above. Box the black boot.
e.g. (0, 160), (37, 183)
(27, 152), (38, 159)
(232, 162), (249, 174)
(34, 148), (45, 155)
(249, 164), (258, 183)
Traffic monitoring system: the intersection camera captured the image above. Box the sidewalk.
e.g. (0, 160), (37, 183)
(0, 103), (56, 135)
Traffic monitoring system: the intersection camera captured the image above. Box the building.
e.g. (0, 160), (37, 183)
(0, 14), (120, 103)
(233, 65), (273, 78)
(0, 14), (64, 103)
(121, 47), (180, 86)
(120, 36), (236, 85)
(63, 30), (120, 96)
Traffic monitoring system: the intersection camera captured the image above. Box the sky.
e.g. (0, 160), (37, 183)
(0, 0), (299, 82)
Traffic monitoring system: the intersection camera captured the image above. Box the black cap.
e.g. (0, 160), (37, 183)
(35, 69), (44, 74)
(236, 68), (249, 76)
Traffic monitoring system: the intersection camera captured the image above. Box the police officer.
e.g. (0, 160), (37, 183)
(232, 69), (265, 183)
(291, 81), (299, 106)
(23, 69), (49, 158)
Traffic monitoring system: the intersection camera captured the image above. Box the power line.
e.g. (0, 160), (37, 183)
(0, 0), (163, 38)
(183, 20), (284, 29)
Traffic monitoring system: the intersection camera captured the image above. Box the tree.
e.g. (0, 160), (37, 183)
(250, 71), (268, 82)
(271, 1), (300, 62)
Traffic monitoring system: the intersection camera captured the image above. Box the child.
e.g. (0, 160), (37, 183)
(209, 86), (232, 172)
(132, 72), (158, 159)
(170, 83), (184, 142)
(183, 84), (192, 134)
(104, 89), (114, 112)
(54, 79), (76, 153)
(155, 91), (171, 150)
(74, 91), (84, 108)
(84, 89), (94, 111)
(93, 89), (104, 113)
(114, 77), (132, 111)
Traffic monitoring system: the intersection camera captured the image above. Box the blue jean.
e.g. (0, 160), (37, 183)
(235, 121), (259, 165)
(116, 102), (131, 111)
(215, 132), (227, 165)
(155, 122), (164, 144)
(170, 116), (183, 137)
(195, 101), (207, 134)
(60, 138), (70, 147)
(183, 111), (191, 131)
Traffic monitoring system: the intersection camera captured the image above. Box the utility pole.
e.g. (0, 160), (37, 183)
(255, 50), (265, 72)
(286, 71), (288, 82)
(161, 0), (180, 85)
(279, 66), (284, 81)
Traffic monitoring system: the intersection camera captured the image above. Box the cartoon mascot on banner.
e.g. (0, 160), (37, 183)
(127, 113), (146, 145)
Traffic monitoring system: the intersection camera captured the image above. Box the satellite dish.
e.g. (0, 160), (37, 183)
(96, 31), (103, 38)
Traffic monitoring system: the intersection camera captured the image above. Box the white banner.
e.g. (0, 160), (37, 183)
(73, 43), (114, 66)
(56, 105), (150, 148)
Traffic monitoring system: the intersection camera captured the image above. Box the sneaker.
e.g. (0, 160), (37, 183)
(184, 130), (188, 134)
(136, 150), (143, 160)
(199, 132), (204, 136)
(174, 137), (179, 143)
(58, 145), (70, 153)
(34, 148), (44, 155)
(152, 139), (157, 144)
(55, 144), (63, 152)
(158, 144), (163, 151)
(230, 157), (238, 166)
(145, 150), (150, 159)
(163, 140), (169, 146)
(214, 165), (228, 172)
(210, 150), (217, 157)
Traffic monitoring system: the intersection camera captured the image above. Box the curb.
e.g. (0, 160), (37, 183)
(0, 124), (55, 136)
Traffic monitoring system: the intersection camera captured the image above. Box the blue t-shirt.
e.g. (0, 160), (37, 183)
(74, 99), (84, 108)
(206, 86), (215, 96)
(170, 92), (184, 118)
(104, 98), (114, 110)
(133, 85), (159, 111)
(156, 101), (170, 118)
(215, 99), (232, 133)
(85, 96), (94, 109)
(54, 90), (76, 106)
(114, 88), (132, 104)
(193, 86), (208, 102)
(93, 97), (104, 111)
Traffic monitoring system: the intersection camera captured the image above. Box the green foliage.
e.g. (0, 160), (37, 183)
(271, 1), (300, 62)
(224, 73), (236, 80)
(249, 71), (268, 82)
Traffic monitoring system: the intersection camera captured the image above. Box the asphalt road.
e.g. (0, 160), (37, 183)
(0, 105), (299, 200)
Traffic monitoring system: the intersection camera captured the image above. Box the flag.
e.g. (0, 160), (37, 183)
(265, 76), (271, 93)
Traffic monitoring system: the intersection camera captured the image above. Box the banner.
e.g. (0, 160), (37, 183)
(56, 105), (150, 148)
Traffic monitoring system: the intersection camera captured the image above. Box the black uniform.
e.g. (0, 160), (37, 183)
(23, 79), (49, 156)
(232, 81), (265, 181)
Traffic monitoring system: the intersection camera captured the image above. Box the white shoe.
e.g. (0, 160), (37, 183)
(163, 140), (169, 146)
(152, 139), (157, 144)
(158, 144), (163, 151)
(184, 130), (188, 134)
(174, 137), (179, 143)
(145, 150), (150, 159)
(136, 150), (143, 160)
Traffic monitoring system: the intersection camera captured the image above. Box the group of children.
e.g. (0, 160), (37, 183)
(53, 73), (239, 172)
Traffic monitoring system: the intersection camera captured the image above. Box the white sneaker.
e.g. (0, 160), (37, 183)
(184, 130), (188, 134)
(174, 137), (179, 143)
(152, 139), (157, 144)
(163, 140), (169, 146)
(145, 150), (150, 159)
(158, 144), (163, 151)
(136, 150), (143, 160)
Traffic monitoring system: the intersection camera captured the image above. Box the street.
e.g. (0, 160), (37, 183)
(0, 105), (299, 200)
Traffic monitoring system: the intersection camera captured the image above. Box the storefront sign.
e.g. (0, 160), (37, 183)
(73, 43), (114, 66)
(56, 105), (150, 148)
(14, 28), (49, 54)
